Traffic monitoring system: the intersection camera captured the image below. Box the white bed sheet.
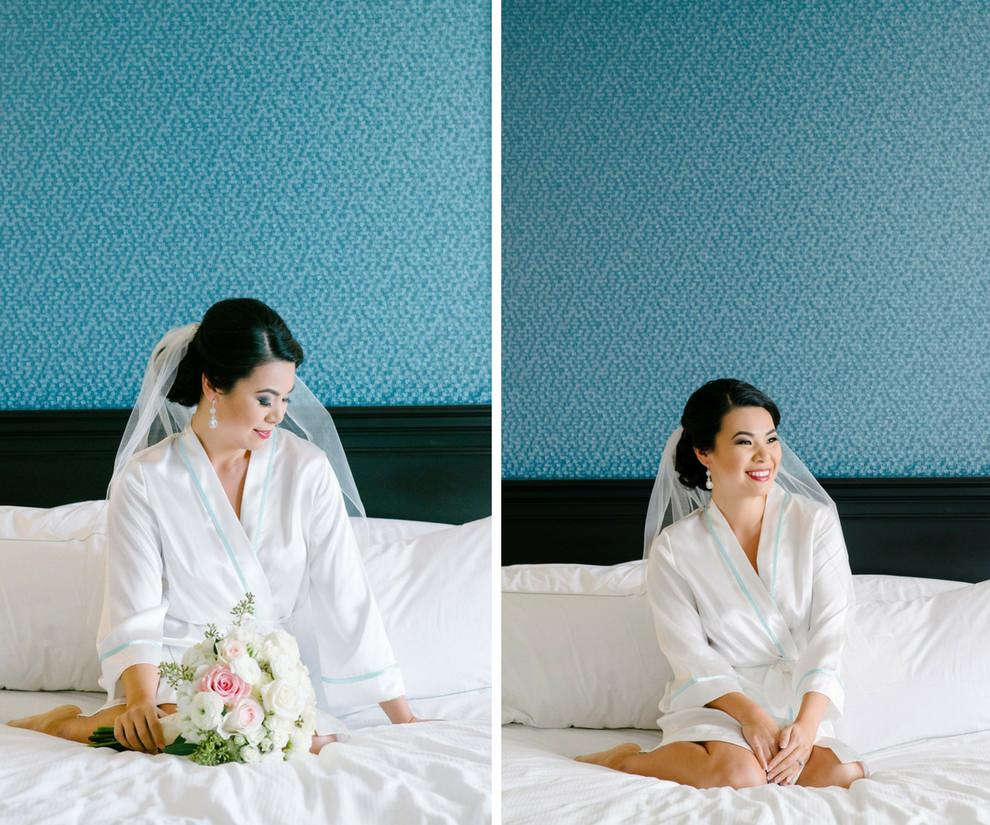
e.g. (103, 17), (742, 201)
(503, 724), (990, 825)
(0, 688), (491, 825)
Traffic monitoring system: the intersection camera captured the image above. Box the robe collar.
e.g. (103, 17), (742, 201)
(175, 424), (279, 622)
(703, 483), (798, 661)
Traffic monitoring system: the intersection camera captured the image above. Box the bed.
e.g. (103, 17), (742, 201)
(502, 551), (990, 825)
(0, 503), (492, 825)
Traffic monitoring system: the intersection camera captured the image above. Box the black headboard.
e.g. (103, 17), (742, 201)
(0, 405), (491, 525)
(503, 478), (990, 582)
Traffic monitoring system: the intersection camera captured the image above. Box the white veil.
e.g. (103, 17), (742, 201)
(109, 322), (365, 522)
(643, 425), (837, 558)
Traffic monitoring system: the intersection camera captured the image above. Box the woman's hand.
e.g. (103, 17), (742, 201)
(739, 709), (782, 773)
(113, 702), (166, 754)
(766, 721), (815, 784)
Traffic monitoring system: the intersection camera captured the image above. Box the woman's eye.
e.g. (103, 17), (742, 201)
(768, 436), (778, 443)
(735, 440), (751, 446)
(258, 398), (271, 407)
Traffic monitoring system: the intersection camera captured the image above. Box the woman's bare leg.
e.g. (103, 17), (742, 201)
(795, 746), (865, 788)
(577, 740), (767, 789)
(6, 703), (178, 745)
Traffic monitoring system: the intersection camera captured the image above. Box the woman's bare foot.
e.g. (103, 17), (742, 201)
(6, 704), (82, 738)
(575, 742), (641, 771)
(310, 733), (339, 755)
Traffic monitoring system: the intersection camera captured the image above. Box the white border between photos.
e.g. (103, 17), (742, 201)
(491, 0), (502, 820)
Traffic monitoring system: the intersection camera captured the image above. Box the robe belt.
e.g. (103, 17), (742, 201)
(736, 656), (797, 715)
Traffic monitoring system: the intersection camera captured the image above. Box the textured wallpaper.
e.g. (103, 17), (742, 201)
(1, 0), (490, 409)
(503, 0), (990, 479)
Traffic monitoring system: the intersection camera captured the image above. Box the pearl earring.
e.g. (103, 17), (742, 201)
(209, 398), (218, 430)
(705, 468), (713, 490)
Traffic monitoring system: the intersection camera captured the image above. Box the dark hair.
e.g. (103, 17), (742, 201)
(166, 298), (304, 407)
(674, 378), (781, 489)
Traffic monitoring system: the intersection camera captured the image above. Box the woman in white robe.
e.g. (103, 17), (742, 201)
(8, 299), (416, 755)
(578, 379), (866, 789)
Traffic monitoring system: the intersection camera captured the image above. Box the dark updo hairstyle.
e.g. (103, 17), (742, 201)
(166, 298), (304, 407)
(674, 379), (781, 490)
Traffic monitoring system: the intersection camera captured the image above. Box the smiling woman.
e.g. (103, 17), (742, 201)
(578, 379), (866, 789)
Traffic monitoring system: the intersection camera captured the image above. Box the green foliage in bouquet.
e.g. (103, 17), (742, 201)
(88, 726), (196, 756)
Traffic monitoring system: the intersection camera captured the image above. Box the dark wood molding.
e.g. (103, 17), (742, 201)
(503, 477), (990, 582)
(0, 405), (491, 525)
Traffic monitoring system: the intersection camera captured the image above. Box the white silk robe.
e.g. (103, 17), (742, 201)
(646, 483), (862, 767)
(96, 424), (405, 737)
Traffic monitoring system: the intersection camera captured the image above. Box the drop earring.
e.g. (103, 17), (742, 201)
(209, 398), (218, 430)
(705, 468), (713, 490)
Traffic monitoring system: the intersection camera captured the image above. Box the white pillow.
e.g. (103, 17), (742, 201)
(502, 562), (666, 729)
(362, 518), (492, 700)
(0, 501), (490, 702)
(836, 581), (990, 752)
(503, 561), (984, 753)
(0, 500), (108, 691)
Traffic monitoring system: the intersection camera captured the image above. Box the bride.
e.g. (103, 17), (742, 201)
(578, 379), (866, 788)
(8, 298), (417, 755)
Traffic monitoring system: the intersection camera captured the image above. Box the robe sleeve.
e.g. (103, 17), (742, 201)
(97, 461), (168, 704)
(306, 457), (405, 708)
(647, 532), (744, 712)
(792, 506), (851, 716)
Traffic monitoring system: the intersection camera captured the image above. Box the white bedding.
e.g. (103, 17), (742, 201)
(502, 724), (990, 824)
(0, 688), (491, 825)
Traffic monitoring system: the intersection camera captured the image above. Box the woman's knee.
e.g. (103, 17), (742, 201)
(158, 703), (178, 715)
(709, 750), (768, 789)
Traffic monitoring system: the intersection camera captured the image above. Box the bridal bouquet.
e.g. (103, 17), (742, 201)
(89, 593), (318, 764)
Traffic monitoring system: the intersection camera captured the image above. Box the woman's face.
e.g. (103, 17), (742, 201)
(206, 360), (297, 451)
(695, 405), (781, 500)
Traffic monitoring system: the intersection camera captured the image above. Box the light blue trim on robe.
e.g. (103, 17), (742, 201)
(704, 507), (787, 658)
(671, 673), (733, 700)
(100, 639), (164, 661)
(770, 490), (792, 600)
(796, 667), (844, 691)
(321, 662), (399, 685)
(252, 427), (279, 562)
(176, 438), (250, 593)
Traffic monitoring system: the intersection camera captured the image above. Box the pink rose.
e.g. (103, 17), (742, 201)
(197, 664), (251, 707)
(222, 697), (265, 735)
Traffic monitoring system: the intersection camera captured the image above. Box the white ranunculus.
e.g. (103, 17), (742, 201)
(181, 718), (203, 744)
(261, 678), (306, 720)
(229, 655), (262, 684)
(239, 744), (261, 764)
(286, 729), (311, 761)
(270, 726), (290, 751)
(189, 691), (225, 731)
(182, 642), (214, 670)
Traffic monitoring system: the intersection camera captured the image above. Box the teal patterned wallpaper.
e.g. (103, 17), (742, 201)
(1, 0), (490, 409)
(503, 0), (990, 479)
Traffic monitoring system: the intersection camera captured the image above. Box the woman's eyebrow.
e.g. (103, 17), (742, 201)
(256, 385), (296, 395)
(731, 429), (777, 438)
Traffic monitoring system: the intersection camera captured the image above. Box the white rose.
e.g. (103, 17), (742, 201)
(189, 691), (225, 731)
(159, 712), (183, 747)
(239, 744), (261, 764)
(263, 630), (300, 660)
(221, 697), (265, 737)
(229, 655), (262, 684)
(218, 637), (247, 664)
(261, 678), (305, 721)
